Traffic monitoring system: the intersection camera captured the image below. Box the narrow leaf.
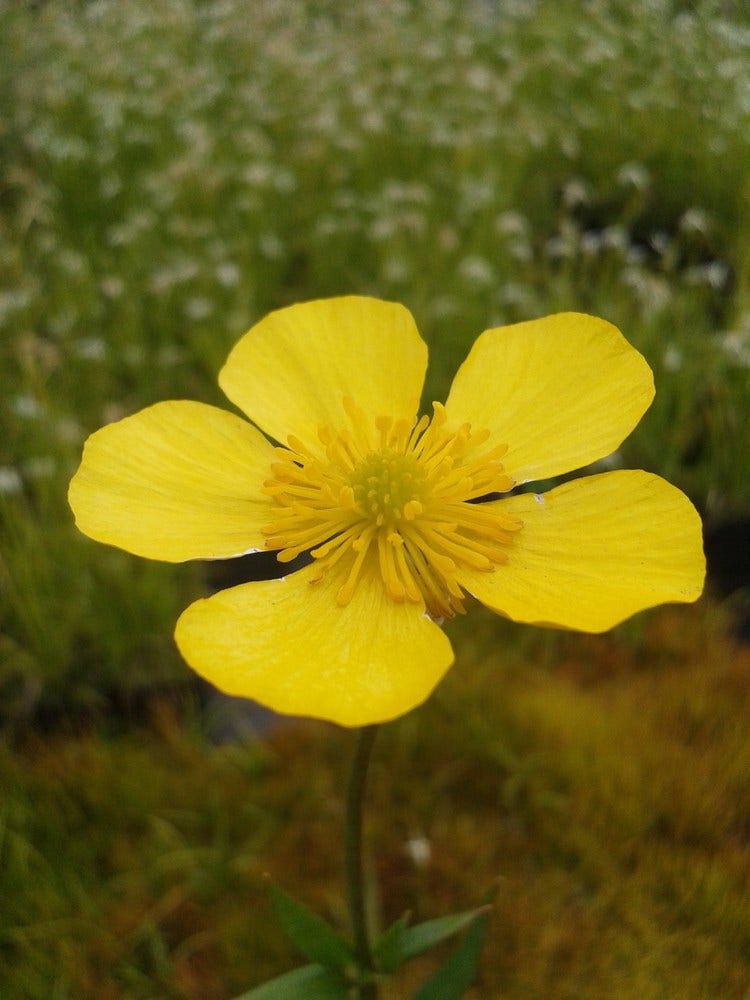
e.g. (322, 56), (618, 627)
(401, 907), (489, 961)
(270, 884), (355, 971)
(410, 908), (490, 1000)
(373, 913), (409, 973)
(233, 963), (350, 1000)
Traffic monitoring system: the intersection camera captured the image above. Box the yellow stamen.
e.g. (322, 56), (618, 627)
(261, 399), (523, 618)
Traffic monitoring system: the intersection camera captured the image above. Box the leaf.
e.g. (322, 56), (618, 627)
(410, 907), (490, 1000)
(373, 913), (409, 973)
(401, 907), (490, 961)
(270, 884), (355, 972)
(232, 963), (351, 1000)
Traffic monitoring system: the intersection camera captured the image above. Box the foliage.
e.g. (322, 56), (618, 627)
(2, 0), (749, 709)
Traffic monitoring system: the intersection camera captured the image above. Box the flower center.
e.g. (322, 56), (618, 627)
(261, 398), (522, 619)
(348, 451), (427, 526)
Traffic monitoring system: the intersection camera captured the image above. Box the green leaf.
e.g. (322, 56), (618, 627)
(232, 963), (351, 1000)
(373, 913), (409, 973)
(410, 907), (490, 1000)
(270, 884), (355, 972)
(401, 907), (489, 961)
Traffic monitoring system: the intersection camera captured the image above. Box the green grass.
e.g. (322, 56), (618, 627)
(2, 0), (750, 707)
(1, 0), (750, 995)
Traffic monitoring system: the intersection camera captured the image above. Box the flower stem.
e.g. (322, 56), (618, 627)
(345, 724), (380, 999)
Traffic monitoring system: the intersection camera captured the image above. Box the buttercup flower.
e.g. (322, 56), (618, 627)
(69, 297), (704, 726)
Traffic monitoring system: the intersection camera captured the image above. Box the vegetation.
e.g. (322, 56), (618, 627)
(1, 0), (749, 996)
(3, 604), (750, 998)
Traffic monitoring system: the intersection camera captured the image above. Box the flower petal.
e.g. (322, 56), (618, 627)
(457, 471), (705, 632)
(219, 296), (427, 446)
(68, 400), (276, 561)
(445, 313), (654, 483)
(174, 562), (454, 727)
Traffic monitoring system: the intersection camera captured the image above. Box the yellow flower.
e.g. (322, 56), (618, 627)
(69, 297), (705, 726)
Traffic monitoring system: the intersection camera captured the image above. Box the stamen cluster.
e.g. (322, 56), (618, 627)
(262, 398), (522, 618)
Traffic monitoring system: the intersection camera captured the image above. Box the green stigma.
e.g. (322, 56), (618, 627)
(348, 450), (427, 525)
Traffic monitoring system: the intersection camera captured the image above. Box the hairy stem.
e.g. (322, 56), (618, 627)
(345, 725), (380, 999)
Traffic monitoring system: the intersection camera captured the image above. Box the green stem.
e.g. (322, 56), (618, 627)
(345, 724), (380, 999)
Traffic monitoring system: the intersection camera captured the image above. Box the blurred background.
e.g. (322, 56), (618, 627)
(1, 1), (750, 997)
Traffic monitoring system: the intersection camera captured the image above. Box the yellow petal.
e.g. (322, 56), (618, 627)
(219, 296), (427, 447)
(174, 561), (454, 727)
(457, 471), (705, 632)
(69, 400), (276, 561)
(445, 313), (654, 483)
